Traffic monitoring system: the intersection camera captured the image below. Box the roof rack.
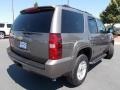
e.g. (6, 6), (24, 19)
(61, 5), (92, 16)
(62, 5), (70, 7)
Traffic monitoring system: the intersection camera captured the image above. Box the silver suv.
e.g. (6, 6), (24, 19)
(8, 5), (114, 86)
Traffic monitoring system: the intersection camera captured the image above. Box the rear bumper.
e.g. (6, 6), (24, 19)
(7, 47), (74, 79)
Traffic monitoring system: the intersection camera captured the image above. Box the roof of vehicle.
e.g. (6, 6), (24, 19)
(0, 22), (11, 24)
(21, 5), (93, 16)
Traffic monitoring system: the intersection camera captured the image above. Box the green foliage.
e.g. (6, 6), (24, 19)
(100, 0), (120, 24)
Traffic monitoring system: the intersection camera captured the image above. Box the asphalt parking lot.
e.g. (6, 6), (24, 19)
(0, 39), (120, 90)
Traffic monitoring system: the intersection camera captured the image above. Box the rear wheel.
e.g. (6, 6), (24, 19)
(66, 54), (89, 86)
(104, 44), (114, 59)
(0, 32), (5, 39)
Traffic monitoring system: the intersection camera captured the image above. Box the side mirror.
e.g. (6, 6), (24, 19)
(107, 28), (114, 33)
(100, 30), (106, 33)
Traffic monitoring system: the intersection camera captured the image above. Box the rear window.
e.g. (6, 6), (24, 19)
(0, 23), (5, 28)
(62, 10), (84, 33)
(7, 24), (12, 28)
(12, 10), (54, 33)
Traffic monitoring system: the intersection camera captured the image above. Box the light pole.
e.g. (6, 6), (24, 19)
(12, 0), (14, 23)
(67, 0), (69, 5)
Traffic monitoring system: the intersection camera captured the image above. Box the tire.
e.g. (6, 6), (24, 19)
(66, 54), (89, 86)
(104, 44), (114, 59)
(0, 32), (5, 39)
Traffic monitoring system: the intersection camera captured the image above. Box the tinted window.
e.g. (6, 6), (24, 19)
(88, 17), (98, 33)
(96, 19), (106, 33)
(7, 24), (12, 28)
(62, 10), (84, 33)
(12, 11), (54, 33)
(0, 23), (5, 27)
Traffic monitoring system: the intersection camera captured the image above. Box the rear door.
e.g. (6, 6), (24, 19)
(88, 17), (103, 59)
(10, 7), (54, 64)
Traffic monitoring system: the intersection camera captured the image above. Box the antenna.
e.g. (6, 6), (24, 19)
(33, 0), (38, 7)
(34, 2), (38, 7)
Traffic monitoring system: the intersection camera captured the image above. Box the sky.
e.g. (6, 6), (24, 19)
(0, 0), (110, 23)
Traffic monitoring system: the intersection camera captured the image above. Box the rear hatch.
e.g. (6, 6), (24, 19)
(10, 7), (55, 64)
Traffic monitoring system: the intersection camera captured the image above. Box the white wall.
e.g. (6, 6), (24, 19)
(114, 23), (120, 28)
(104, 23), (120, 28)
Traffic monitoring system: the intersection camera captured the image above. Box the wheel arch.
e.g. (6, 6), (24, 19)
(76, 47), (92, 62)
(0, 31), (6, 35)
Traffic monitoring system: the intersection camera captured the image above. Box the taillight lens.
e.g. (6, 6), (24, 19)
(49, 33), (62, 60)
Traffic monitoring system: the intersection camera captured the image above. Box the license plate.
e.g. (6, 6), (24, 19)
(19, 41), (27, 49)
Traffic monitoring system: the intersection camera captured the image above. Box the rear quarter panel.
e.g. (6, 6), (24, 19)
(61, 33), (90, 58)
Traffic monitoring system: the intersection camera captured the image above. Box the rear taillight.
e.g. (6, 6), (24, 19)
(49, 33), (62, 60)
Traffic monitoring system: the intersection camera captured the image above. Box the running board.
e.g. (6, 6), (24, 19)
(89, 54), (107, 64)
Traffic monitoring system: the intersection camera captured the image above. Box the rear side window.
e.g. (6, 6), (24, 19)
(0, 23), (5, 28)
(12, 10), (54, 33)
(7, 24), (12, 28)
(88, 17), (98, 33)
(62, 10), (84, 33)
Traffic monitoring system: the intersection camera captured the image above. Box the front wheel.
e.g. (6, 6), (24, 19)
(66, 54), (89, 86)
(104, 44), (114, 59)
(0, 32), (5, 39)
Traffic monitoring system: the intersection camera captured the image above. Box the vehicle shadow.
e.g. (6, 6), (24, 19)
(7, 64), (72, 90)
(7, 61), (102, 90)
(0, 37), (9, 40)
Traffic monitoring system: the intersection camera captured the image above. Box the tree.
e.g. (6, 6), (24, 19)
(100, 0), (120, 25)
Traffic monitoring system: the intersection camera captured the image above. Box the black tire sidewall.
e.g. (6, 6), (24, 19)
(105, 44), (114, 59)
(68, 54), (89, 86)
(0, 32), (5, 39)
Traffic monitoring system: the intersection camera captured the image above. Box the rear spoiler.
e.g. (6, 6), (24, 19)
(20, 6), (54, 14)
